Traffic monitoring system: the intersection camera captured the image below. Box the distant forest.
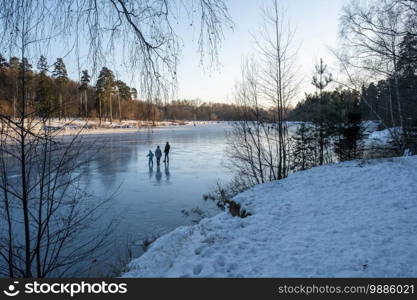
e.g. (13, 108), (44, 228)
(1, 33), (417, 125)
(0, 55), (261, 122)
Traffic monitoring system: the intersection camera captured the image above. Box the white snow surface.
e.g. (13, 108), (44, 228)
(366, 128), (398, 145)
(122, 156), (417, 277)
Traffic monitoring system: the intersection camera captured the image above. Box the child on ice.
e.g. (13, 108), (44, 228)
(155, 146), (162, 166)
(146, 150), (154, 167)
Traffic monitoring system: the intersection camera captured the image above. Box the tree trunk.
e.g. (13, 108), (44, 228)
(99, 97), (102, 126)
(59, 93), (62, 120)
(118, 93), (121, 122)
(109, 94), (112, 123)
(20, 48), (32, 277)
(84, 90), (88, 118)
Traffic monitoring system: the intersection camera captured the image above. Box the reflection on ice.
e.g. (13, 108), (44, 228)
(83, 124), (231, 275)
(155, 165), (162, 183)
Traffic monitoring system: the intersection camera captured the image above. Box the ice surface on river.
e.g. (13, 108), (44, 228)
(82, 124), (232, 274)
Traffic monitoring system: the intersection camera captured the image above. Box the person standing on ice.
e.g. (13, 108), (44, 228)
(146, 150), (154, 168)
(155, 146), (162, 166)
(163, 142), (170, 163)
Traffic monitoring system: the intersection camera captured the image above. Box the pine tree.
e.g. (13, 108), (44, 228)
(291, 123), (318, 171)
(131, 88), (138, 100)
(115, 80), (131, 121)
(95, 67), (115, 124)
(0, 54), (9, 115)
(0, 53), (8, 69)
(311, 58), (333, 165)
(334, 96), (364, 161)
(397, 33), (417, 153)
(52, 58), (68, 120)
(19, 58), (34, 107)
(79, 70), (91, 117)
(7, 57), (20, 118)
(19, 58), (33, 80)
(361, 83), (379, 120)
(9, 57), (20, 70)
(37, 55), (48, 75)
(398, 33), (417, 80)
(116, 80), (131, 101)
(36, 56), (53, 118)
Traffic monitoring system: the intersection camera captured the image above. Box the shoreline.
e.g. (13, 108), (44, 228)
(58, 121), (225, 137)
(0, 119), (225, 139)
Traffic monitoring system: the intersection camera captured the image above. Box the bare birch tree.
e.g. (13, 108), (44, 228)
(227, 58), (272, 186)
(256, 0), (300, 179)
(338, 0), (409, 149)
(227, 0), (299, 188)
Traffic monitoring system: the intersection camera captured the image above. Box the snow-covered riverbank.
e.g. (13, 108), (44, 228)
(43, 119), (224, 136)
(122, 156), (417, 277)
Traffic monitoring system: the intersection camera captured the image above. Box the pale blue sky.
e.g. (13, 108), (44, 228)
(33, 0), (349, 105)
(176, 0), (349, 104)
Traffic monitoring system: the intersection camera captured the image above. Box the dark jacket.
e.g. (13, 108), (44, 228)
(155, 147), (162, 158)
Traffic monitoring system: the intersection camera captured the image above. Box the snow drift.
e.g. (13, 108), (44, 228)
(122, 156), (417, 277)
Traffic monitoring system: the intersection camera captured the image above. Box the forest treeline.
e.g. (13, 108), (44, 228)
(2, 43), (416, 127)
(0, 55), (269, 122)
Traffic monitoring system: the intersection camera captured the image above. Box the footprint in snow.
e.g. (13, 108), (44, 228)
(193, 264), (203, 275)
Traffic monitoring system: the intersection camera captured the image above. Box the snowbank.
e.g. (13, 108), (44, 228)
(26, 118), (225, 137)
(122, 156), (417, 277)
(366, 128), (399, 145)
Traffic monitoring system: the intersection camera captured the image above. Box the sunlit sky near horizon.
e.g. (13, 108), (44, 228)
(174, 0), (350, 105)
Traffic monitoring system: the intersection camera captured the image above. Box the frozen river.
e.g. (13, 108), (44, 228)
(83, 123), (232, 275)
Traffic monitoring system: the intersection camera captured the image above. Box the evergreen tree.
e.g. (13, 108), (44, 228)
(115, 80), (131, 122)
(131, 88), (138, 100)
(79, 70), (91, 117)
(7, 57), (20, 118)
(398, 32), (417, 79)
(80, 70), (90, 89)
(334, 96), (365, 161)
(9, 57), (20, 70)
(19, 58), (32, 71)
(361, 83), (379, 120)
(397, 33), (417, 105)
(36, 56), (53, 118)
(116, 80), (131, 101)
(52, 58), (68, 119)
(291, 123), (318, 171)
(311, 58), (333, 165)
(397, 33), (417, 153)
(52, 58), (68, 80)
(0, 53), (8, 69)
(18, 58), (34, 107)
(0, 54), (9, 114)
(18, 57), (33, 80)
(37, 55), (48, 75)
(95, 67), (115, 124)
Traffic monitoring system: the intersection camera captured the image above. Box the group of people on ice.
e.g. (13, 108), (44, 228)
(147, 142), (170, 167)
